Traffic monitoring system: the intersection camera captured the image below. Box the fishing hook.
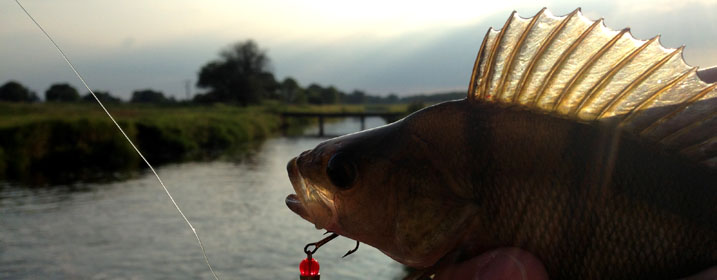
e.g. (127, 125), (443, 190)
(304, 233), (339, 255)
(341, 240), (360, 258)
(303, 232), (360, 258)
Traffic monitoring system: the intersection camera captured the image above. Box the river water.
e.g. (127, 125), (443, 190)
(0, 117), (405, 279)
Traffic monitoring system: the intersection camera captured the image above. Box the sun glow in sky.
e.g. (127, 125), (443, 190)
(1, 0), (715, 100)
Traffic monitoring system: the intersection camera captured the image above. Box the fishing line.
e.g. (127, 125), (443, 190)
(14, 1), (220, 279)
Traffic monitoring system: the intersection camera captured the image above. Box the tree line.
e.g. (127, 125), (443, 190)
(0, 80), (172, 104)
(193, 40), (422, 105)
(1, 39), (462, 105)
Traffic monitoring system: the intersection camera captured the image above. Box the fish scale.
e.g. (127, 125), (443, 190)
(468, 106), (715, 279)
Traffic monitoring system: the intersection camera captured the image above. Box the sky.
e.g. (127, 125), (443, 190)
(1, 0), (716, 100)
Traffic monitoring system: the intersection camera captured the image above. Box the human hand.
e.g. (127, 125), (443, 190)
(433, 247), (548, 280)
(433, 247), (716, 280)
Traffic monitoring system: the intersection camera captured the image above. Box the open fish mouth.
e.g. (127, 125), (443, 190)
(285, 156), (337, 229)
(286, 157), (310, 220)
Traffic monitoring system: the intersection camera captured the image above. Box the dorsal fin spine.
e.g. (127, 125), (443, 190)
(530, 18), (604, 106)
(494, 8), (546, 101)
(479, 11), (517, 100)
(468, 28), (495, 99)
(681, 135), (717, 161)
(572, 36), (660, 116)
(624, 67), (698, 130)
(660, 110), (717, 146)
(553, 28), (631, 111)
(638, 82), (717, 135)
(596, 46), (684, 119)
(513, 9), (579, 103)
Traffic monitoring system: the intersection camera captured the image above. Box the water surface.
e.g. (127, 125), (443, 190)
(0, 117), (405, 279)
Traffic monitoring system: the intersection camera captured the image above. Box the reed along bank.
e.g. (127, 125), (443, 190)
(0, 102), (292, 185)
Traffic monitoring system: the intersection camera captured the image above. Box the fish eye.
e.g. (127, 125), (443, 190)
(326, 152), (357, 189)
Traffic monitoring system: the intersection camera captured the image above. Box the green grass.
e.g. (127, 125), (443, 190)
(0, 102), (284, 184)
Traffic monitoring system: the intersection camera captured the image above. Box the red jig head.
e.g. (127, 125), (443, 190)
(299, 254), (320, 279)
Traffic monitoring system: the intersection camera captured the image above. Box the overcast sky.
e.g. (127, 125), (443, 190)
(1, 0), (715, 100)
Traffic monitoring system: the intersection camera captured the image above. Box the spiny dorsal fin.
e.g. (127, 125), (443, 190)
(468, 8), (717, 169)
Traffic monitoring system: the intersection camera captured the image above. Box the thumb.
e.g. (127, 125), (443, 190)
(434, 247), (548, 280)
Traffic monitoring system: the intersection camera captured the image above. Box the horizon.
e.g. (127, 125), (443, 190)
(1, 1), (715, 100)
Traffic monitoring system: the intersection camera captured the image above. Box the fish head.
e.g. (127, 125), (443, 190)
(286, 100), (484, 268)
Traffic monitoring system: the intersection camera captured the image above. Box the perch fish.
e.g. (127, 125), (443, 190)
(285, 8), (716, 279)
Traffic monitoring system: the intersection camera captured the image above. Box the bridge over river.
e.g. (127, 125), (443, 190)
(281, 112), (404, 137)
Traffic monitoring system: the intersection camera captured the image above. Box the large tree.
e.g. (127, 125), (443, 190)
(196, 40), (276, 105)
(45, 83), (80, 102)
(0, 81), (38, 102)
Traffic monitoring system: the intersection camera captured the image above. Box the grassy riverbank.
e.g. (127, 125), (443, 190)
(0, 102), (413, 185)
(0, 103), (285, 184)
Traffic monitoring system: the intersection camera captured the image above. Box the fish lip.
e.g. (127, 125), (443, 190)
(286, 157), (304, 194)
(286, 157), (311, 221)
(285, 194), (310, 220)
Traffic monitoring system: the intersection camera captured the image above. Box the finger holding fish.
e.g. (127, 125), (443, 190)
(434, 247), (548, 280)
